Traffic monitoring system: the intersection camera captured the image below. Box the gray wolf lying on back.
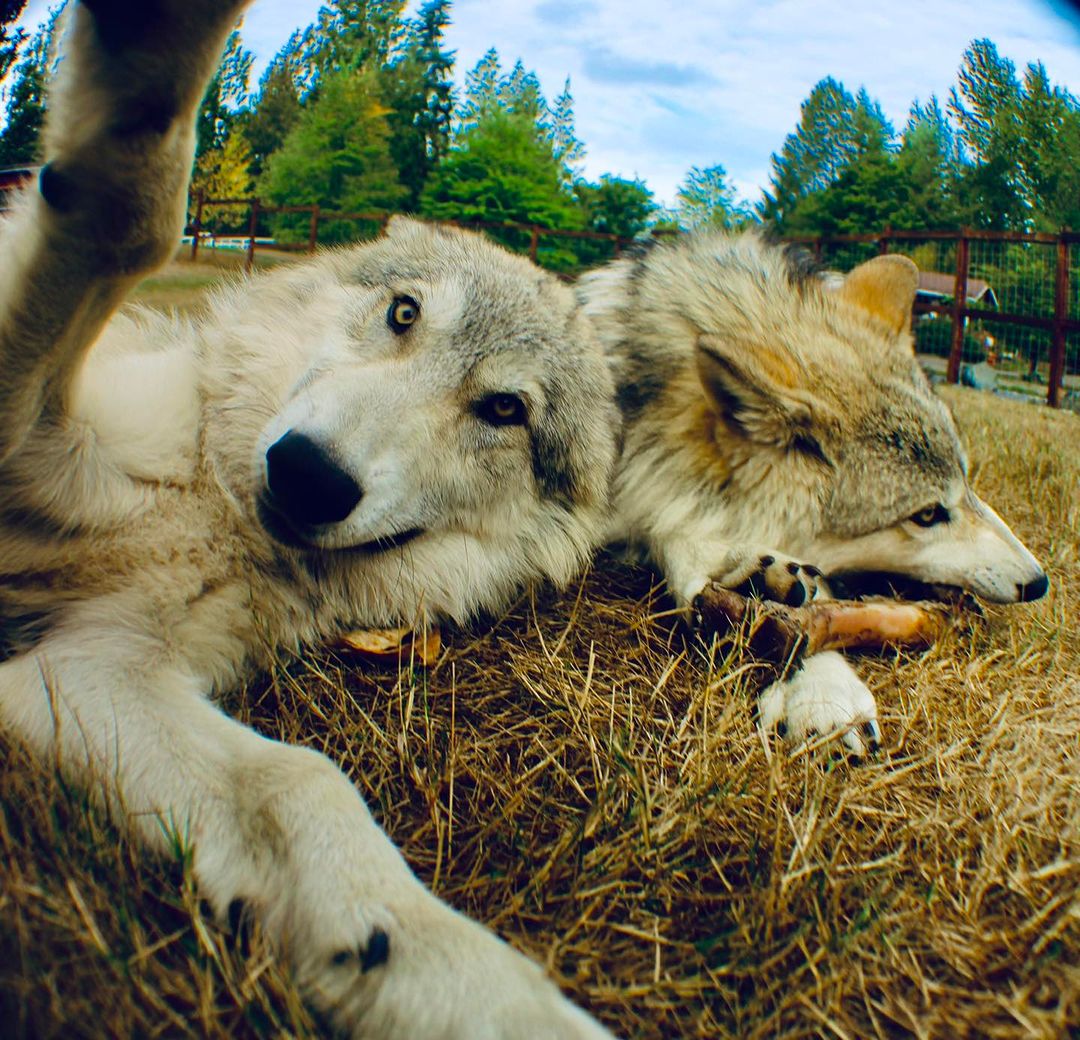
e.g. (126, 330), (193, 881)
(579, 232), (1047, 753)
(0, 3), (615, 1036)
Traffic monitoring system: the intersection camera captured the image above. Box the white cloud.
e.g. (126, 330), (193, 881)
(12, 0), (1080, 207)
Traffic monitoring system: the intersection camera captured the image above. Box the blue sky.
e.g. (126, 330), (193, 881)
(12, 0), (1080, 206)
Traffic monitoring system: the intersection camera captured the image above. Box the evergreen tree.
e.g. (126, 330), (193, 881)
(420, 106), (582, 268)
(380, 0), (455, 208)
(0, 0), (27, 83)
(760, 77), (892, 229)
(196, 27), (253, 159)
(548, 78), (585, 183)
(948, 39), (1027, 228)
(676, 164), (753, 230)
(260, 65), (406, 243)
(240, 53), (303, 178)
(0, 10), (55, 166)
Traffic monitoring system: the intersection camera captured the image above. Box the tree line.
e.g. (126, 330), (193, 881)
(2, 1), (1078, 258)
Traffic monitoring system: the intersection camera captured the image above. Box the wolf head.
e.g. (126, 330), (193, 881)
(588, 232), (1046, 606)
(201, 218), (617, 625)
(693, 240), (1047, 604)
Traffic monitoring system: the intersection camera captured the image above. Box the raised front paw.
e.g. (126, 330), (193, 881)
(706, 547), (829, 607)
(757, 651), (880, 758)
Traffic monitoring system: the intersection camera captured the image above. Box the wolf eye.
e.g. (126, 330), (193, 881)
(387, 295), (420, 333)
(476, 393), (528, 427)
(910, 504), (949, 527)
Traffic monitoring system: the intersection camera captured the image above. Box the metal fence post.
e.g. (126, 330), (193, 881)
(947, 231), (970, 385)
(245, 198), (260, 273)
(190, 189), (204, 261)
(1048, 234), (1068, 408)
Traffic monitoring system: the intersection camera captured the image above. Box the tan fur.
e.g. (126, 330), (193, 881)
(579, 231), (1047, 755)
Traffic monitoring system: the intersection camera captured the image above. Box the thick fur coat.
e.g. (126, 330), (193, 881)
(0, 4), (615, 1036)
(579, 232), (1047, 751)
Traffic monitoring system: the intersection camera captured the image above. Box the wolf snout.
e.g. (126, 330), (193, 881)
(265, 430), (363, 527)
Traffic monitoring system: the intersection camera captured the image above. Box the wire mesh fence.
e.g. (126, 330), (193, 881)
(786, 228), (1078, 410)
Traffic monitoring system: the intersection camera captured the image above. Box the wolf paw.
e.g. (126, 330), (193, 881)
(758, 651), (880, 758)
(705, 548), (830, 608)
(296, 891), (612, 1040)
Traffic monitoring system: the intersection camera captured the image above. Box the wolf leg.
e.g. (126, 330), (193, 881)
(0, 0), (247, 472)
(757, 651), (880, 757)
(0, 624), (611, 1039)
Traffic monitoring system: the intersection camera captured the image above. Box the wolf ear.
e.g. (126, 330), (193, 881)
(696, 335), (826, 457)
(836, 255), (919, 335)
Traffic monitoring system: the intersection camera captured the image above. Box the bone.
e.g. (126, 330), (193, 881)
(693, 584), (951, 670)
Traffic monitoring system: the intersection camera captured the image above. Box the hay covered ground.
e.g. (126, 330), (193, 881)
(1, 260), (1078, 1038)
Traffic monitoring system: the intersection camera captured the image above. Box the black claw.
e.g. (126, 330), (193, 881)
(786, 561), (800, 575)
(39, 162), (79, 213)
(331, 948), (353, 966)
(227, 898), (244, 935)
(360, 927), (391, 973)
(758, 555), (775, 568)
(784, 580), (807, 607)
(803, 565), (821, 578)
(775, 720), (788, 738)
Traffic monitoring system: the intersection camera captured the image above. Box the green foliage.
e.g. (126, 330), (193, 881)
(195, 28), (253, 160)
(760, 77), (893, 228)
(0, 8), (55, 167)
(676, 164), (754, 231)
(571, 174), (655, 265)
(913, 317), (986, 363)
(380, 0), (455, 208)
(239, 56), (302, 177)
(0, 0), (27, 83)
(420, 106), (582, 269)
(260, 66), (406, 244)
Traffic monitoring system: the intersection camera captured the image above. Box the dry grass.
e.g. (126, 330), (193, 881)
(1, 362), (1077, 1038)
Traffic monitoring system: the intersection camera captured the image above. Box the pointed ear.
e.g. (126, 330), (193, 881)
(836, 255), (919, 335)
(696, 335), (827, 459)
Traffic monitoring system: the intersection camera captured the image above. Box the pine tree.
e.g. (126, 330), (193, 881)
(0, 0), (27, 83)
(241, 55), (303, 177)
(759, 77), (892, 229)
(0, 10), (56, 166)
(548, 78), (585, 183)
(260, 65), (406, 243)
(948, 39), (1027, 228)
(676, 165), (753, 231)
(196, 28), (253, 159)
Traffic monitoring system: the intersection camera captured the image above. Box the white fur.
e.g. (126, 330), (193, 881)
(0, 5), (613, 1036)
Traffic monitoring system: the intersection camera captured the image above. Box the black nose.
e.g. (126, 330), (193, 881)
(1017, 573), (1049, 602)
(265, 431), (363, 527)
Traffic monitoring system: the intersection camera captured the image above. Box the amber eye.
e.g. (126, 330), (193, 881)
(910, 503), (950, 527)
(387, 295), (420, 333)
(476, 393), (528, 427)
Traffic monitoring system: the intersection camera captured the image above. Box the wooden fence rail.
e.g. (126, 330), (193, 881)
(187, 195), (1077, 409)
